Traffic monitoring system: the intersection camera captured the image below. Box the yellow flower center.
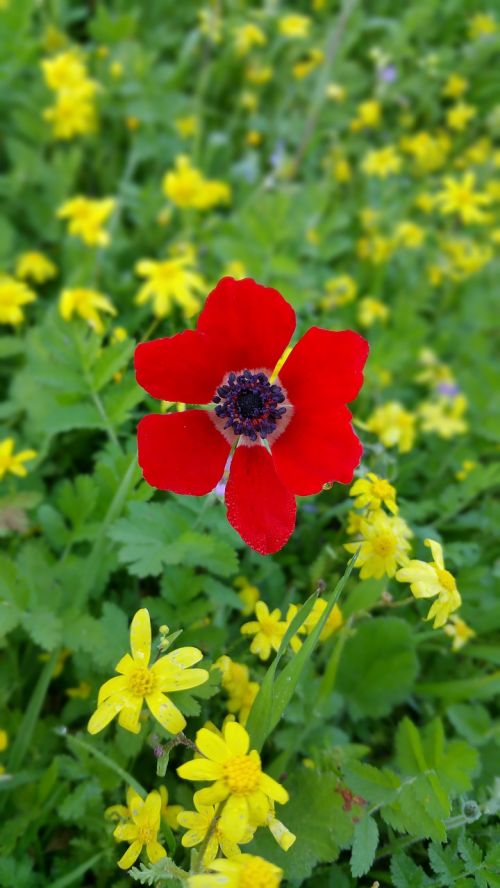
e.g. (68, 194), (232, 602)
(240, 857), (280, 888)
(372, 533), (396, 557)
(128, 667), (156, 697)
(223, 755), (261, 795)
(136, 823), (156, 844)
(436, 568), (456, 593)
(372, 479), (392, 500)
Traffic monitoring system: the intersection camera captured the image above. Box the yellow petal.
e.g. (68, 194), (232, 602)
(146, 691), (186, 734)
(87, 696), (124, 734)
(114, 823), (137, 842)
(177, 758), (223, 782)
(117, 840), (142, 869)
(165, 647), (203, 668)
(143, 790), (162, 823)
(97, 675), (128, 705)
(146, 841), (166, 863)
(115, 653), (135, 675)
(130, 608), (151, 667)
(193, 782), (228, 805)
(223, 721), (249, 757)
(118, 697), (143, 734)
(219, 794), (249, 843)
(425, 538), (445, 569)
(259, 772), (289, 805)
(196, 727), (231, 764)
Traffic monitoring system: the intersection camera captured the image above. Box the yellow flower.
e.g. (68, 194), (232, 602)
(15, 251), (57, 283)
(446, 102), (476, 131)
(174, 115), (199, 138)
(393, 221), (425, 249)
(245, 63), (273, 85)
(233, 23), (267, 55)
(350, 99), (381, 132)
(440, 237), (493, 279)
(415, 192), (437, 213)
(178, 793), (248, 863)
(66, 681), (91, 699)
(357, 297), (389, 328)
(0, 276), (36, 326)
(442, 73), (469, 99)
(345, 511), (412, 580)
(400, 131), (450, 173)
(57, 196), (116, 246)
(135, 253), (205, 318)
(331, 152), (352, 182)
(234, 576), (260, 615)
(0, 730), (8, 751)
(163, 155), (231, 210)
(264, 805), (296, 851)
(418, 394), (468, 439)
(188, 854), (283, 888)
(436, 173), (492, 225)
(41, 49), (88, 90)
(215, 656), (259, 726)
(361, 145), (402, 178)
(350, 473), (398, 514)
(241, 601), (287, 661)
(113, 789), (166, 869)
(177, 721), (289, 844)
(246, 129), (262, 146)
(59, 288), (116, 334)
(43, 83), (98, 140)
(302, 598), (343, 642)
(109, 60), (123, 80)
(443, 615), (475, 651)
(396, 539), (461, 628)
(346, 509), (364, 535)
(87, 608), (208, 735)
(357, 234), (394, 265)
(366, 401), (416, 453)
(159, 785), (183, 831)
(468, 13), (497, 39)
(278, 14), (310, 38)
(111, 325), (128, 344)
(292, 49), (324, 79)
(325, 82), (346, 101)
(321, 275), (357, 309)
(0, 438), (37, 480)
(223, 260), (247, 281)
(456, 459), (477, 482)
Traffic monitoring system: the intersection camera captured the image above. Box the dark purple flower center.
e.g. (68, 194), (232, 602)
(212, 369), (286, 441)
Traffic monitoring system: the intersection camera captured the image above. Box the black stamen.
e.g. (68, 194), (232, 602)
(212, 369), (287, 440)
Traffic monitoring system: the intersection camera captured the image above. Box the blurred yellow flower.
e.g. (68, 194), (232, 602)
(456, 459), (477, 481)
(0, 276), (36, 326)
(361, 145), (402, 178)
(234, 22), (266, 55)
(278, 14), (311, 38)
(15, 251), (57, 284)
(400, 131), (450, 173)
(59, 288), (116, 334)
(0, 730), (8, 752)
(234, 576), (260, 614)
(111, 325), (128, 343)
(350, 99), (381, 131)
(293, 49), (324, 79)
(443, 615), (475, 651)
(241, 601), (287, 661)
(223, 260), (247, 280)
(357, 297), (389, 327)
(174, 115), (198, 138)
(468, 12), (497, 39)
(350, 473), (398, 514)
(188, 854), (283, 888)
(418, 394), (468, 438)
(436, 173), (492, 224)
(442, 73), (468, 99)
(325, 82), (346, 101)
(0, 438), (37, 481)
(446, 102), (476, 131)
(43, 86), (98, 139)
(109, 60), (123, 79)
(396, 539), (461, 628)
(214, 655), (258, 726)
(88, 608), (208, 736)
(345, 511), (412, 580)
(246, 129), (262, 146)
(135, 252), (205, 318)
(366, 401), (416, 453)
(113, 789), (166, 870)
(57, 196), (116, 246)
(393, 221), (425, 248)
(321, 274), (357, 309)
(163, 155), (231, 210)
(41, 49), (88, 90)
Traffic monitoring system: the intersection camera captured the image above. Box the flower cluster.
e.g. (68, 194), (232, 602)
(42, 48), (99, 139)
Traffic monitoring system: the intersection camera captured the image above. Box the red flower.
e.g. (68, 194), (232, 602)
(135, 277), (368, 555)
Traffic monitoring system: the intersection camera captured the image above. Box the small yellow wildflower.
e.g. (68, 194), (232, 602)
(177, 721), (289, 844)
(442, 74), (469, 99)
(0, 438), (37, 481)
(350, 473), (398, 514)
(446, 102), (476, 131)
(346, 510), (364, 535)
(233, 23), (267, 55)
(456, 459), (477, 481)
(15, 251), (57, 283)
(400, 131), (450, 173)
(436, 173), (492, 225)
(292, 49), (324, 79)
(215, 656), (259, 727)
(345, 511), (412, 580)
(415, 192), (437, 213)
(111, 325), (128, 344)
(396, 539), (461, 628)
(113, 789), (166, 869)
(240, 90), (258, 112)
(159, 785), (183, 831)
(357, 297), (389, 328)
(59, 288), (116, 334)
(443, 615), (476, 651)
(109, 60), (123, 80)
(418, 394), (468, 438)
(57, 196), (116, 246)
(246, 129), (262, 146)
(163, 155), (231, 210)
(350, 99), (381, 132)
(278, 13), (310, 38)
(87, 608), (208, 735)
(321, 275), (357, 309)
(245, 63), (273, 85)
(393, 221), (425, 249)
(178, 794), (248, 863)
(331, 152), (352, 182)
(357, 234), (394, 265)
(0, 276), (36, 326)
(188, 854), (283, 888)
(241, 601), (287, 660)
(41, 49), (87, 90)
(468, 12), (497, 39)
(301, 598), (343, 642)
(0, 730), (8, 752)
(366, 401), (416, 453)
(234, 576), (260, 615)
(66, 681), (91, 699)
(325, 82), (346, 101)
(361, 145), (402, 178)
(174, 115), (198, 138)
(135, 252), (205, 318)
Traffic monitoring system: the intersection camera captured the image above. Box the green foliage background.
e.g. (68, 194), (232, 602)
(0, 1), (499, 886)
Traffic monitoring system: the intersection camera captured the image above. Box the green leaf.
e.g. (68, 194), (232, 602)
(391, 852), (432, 888)
(22, 610), (63, 651)
(337, 617), (419, 719)
(350, 814), (379, 877)
(90, 339), (134, 392)
(343, 761), (401, 805)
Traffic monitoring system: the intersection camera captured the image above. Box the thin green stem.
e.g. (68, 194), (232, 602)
(51, 851), (107, 888)
(317, 617), (352, 704)
(90, 388), (121, 450)
(64, 732), (146, 798)
(193, 798), (227, 873)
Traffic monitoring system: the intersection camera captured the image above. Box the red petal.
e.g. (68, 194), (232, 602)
(197, 277), (296, 374)
(138, 411), (230, 495)
(225, 445), (296, 555)
(279, 327), (369, 407)
(134, 331), (227, 403)
(272, 403), (362, 495)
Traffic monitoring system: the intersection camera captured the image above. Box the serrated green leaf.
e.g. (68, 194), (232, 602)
(22, 610), (63, 651)
(90, 339), (134, 391)
(350, 814), (378, 877)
